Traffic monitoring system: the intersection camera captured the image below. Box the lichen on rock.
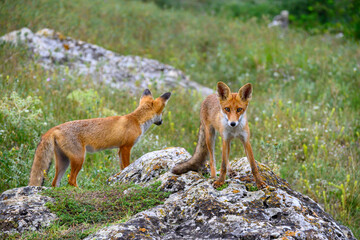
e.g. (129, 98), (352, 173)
(0, 186), (57, 237)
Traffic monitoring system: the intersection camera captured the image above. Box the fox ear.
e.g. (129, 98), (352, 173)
(217, 82), (231, 101)
(160, 92), (171, 103)
(142, 89), (152, 98)
(238, 83), (252, 101)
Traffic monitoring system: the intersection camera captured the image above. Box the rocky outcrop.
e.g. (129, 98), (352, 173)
(93, 147), (356, 240)
(0, 28), (213, 96)
(0, 148), (355, 239)
(0, 186), (56, 237)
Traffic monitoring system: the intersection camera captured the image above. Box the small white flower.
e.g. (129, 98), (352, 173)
(43, 122), (47, 126)
(255, 117), (259, 122)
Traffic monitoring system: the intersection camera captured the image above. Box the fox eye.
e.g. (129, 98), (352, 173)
(224, 107), (230, 112)
(237, 108), (243, 112)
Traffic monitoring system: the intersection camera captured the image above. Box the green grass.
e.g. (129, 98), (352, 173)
(0, 0), (359, 238)
(215, 182), (229, 191)
(44, 181), (170, 226)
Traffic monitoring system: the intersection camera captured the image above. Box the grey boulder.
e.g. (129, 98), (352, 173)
(0, 28), (213, 96)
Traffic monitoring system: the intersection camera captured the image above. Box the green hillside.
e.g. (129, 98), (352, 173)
(0, 0), (359, 238)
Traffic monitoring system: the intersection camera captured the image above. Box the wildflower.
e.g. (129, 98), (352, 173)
(46, 78), (50, 82)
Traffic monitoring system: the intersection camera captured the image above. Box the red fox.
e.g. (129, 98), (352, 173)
(172, 82), (266, 189)
(29, 89), (171, 187)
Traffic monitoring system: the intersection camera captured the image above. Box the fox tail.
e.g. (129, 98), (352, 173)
(172, 123), (209, 174)
(29, 131), (54, 186)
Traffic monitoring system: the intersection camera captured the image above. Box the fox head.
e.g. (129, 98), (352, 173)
(139, 89), (171, 125)
(217, 82), (252, 128)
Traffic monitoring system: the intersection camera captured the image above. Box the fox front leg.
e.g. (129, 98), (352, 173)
(243, 141), (267, 189)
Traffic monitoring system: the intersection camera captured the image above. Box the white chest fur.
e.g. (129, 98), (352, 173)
(134, 114), (161, 144)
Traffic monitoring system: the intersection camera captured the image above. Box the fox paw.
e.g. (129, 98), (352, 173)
(228, 170), (237, 179)
(256, 180), (267, 189)
(212, 180), (224, 189)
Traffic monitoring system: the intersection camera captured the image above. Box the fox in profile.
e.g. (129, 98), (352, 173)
(29, 89), (171, 187)
(172, 82), (266, 189)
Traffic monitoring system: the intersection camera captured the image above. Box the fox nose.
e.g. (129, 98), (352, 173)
(155, 120), (163, 126)
(230, 122), (236, 127)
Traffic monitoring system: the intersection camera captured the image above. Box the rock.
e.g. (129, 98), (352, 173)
(87, 147), (356, 240)
(0, 28), (213, 96)
(1, 148), (355, 239)
(0, 186), (57, 237)
(268, 10), (289, 29)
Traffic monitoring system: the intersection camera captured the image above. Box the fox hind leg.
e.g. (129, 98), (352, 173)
(68, 155), (85, 187)
(52, 145), (70, 187)
(204, 125), (216, 178)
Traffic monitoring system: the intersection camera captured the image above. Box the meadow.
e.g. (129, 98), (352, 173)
(0, 0), (359, 238)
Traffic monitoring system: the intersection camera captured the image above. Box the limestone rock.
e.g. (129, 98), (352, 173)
(0, 28), (213, 96)
(87, 147), (356, 240)
(0, 186), (57, 237)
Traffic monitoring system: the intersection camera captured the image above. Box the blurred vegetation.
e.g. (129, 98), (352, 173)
(142, 0), (360, 39)
(0, 0), (359, 238)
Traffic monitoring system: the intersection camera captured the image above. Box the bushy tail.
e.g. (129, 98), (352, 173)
(172, 123), (208, 174)
(29, 132), (54, 186)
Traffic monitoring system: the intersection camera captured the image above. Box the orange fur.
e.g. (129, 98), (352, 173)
(29, 89), (171, 187)
(172, 82), (266, 189)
